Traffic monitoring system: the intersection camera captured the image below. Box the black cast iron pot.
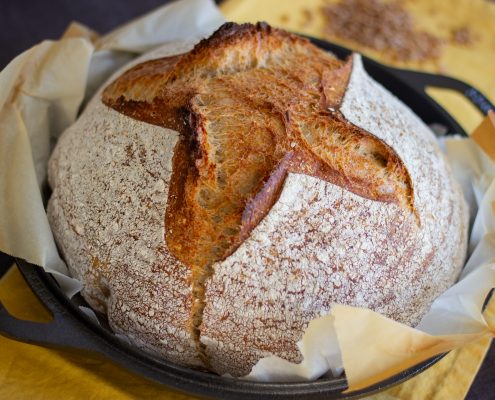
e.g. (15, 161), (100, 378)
(0, 37), (493, 399)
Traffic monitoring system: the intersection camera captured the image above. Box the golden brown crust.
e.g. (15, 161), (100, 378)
(102, 22), (416, 271)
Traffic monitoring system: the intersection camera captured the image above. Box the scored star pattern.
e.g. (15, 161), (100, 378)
(102, 22), (415, 269)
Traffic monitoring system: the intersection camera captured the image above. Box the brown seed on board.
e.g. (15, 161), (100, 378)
(321, 0), (444, 62)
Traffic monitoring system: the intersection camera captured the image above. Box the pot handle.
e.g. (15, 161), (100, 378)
(307, 35), (494, 117)
(0, 301), (92, 349)
(384, 68), (494, 116)
(0, 258), (102, 353)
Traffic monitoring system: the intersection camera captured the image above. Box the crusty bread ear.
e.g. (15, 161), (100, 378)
(102, 55), (185, 132)
(103, 22), (416, 273)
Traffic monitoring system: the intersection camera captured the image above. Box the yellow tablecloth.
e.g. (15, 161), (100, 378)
(1, 1), (494, 399)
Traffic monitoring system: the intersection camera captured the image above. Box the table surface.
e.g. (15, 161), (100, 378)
(0, 0), (493, 398)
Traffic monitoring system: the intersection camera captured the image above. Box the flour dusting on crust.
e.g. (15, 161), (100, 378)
(48, 97), (201, 368)
(199, 55), (468, 376)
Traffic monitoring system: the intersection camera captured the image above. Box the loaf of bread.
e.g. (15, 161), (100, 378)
(47, 22), (468, 376)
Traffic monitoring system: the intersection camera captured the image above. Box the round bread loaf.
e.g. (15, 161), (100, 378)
(47, 22), (468, 376)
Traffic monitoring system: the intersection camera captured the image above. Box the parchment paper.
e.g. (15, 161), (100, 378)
(0, 0), (494, 392)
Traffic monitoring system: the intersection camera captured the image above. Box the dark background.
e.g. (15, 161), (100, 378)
(0, 0), (493, 398)
(0, 0), (167, 69)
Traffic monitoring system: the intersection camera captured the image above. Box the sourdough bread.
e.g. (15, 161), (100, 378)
(47, 22), (468, 376)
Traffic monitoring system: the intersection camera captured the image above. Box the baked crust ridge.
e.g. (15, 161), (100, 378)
(102, 22), (417, 270)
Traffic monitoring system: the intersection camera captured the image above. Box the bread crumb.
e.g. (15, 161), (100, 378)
(300, 8), (314, 28)
(279, 14), (289, 24)
(450, 26), (476, 46)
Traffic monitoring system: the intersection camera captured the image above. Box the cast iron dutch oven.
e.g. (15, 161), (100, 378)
(0, 37), (493, 399)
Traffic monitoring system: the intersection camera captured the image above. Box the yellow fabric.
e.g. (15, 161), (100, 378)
(1, 1), (494, 399)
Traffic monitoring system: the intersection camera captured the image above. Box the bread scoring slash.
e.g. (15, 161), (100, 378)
(47, 22), (468, 376)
